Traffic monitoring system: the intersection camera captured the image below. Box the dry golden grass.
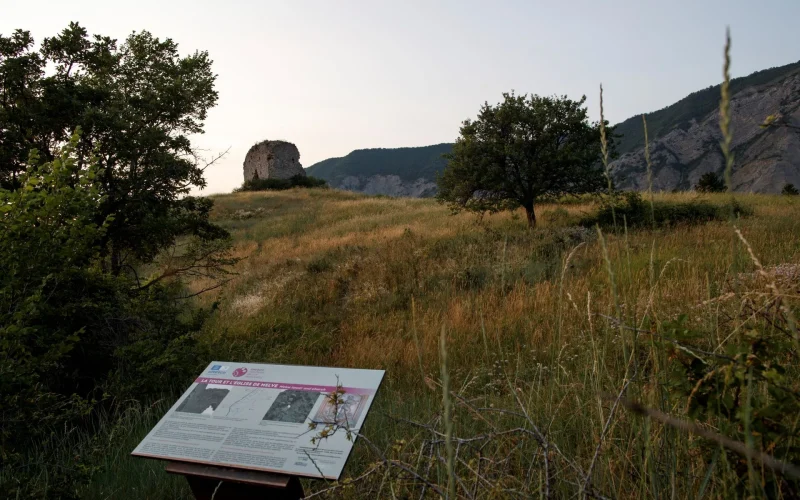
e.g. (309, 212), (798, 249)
(176, 188), (800, 497)
(198, 189), (799, 366)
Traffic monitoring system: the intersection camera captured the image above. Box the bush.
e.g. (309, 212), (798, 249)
(307, 255), (334, 273)
(662, 300), (800, 495)
(782, 183), (799, 196)
(235, 174), (327, 192)
(695, 172), (726, 193)
(0, 135), (214, 498)
(542, 207), (575, 227)
(454, 265), (489, 290)
(581, 191), (753, 229)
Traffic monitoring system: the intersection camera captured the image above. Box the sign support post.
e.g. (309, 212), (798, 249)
(165, 461), (304, 500)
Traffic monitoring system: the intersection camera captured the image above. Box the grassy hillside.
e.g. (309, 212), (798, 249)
(305, 143), (453, 184)
(78, 189), (800, 498)
(614, 60), (800, 155)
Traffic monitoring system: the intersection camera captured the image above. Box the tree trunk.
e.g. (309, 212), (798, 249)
(524, 202), (536, 228)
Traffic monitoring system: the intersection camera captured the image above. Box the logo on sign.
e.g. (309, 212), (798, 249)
(208, 365), (229, 374)
(232, 367), (248, 377)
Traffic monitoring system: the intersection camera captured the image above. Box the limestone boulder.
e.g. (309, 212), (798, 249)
(243, 140), (305, 181)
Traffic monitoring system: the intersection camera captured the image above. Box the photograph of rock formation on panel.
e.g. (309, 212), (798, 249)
(312, 393), (368, 428)
(175, 384), (230, 414)
(262, 390), (321, 424)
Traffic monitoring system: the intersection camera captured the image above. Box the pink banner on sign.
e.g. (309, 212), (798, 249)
(194, 377), (375, 394)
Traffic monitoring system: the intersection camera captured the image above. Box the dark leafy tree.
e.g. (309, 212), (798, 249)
(695, 172), (726, 193)
(0, 133), (216, 497)
(0, 23), (228, 275)
(0, 134), (105, 496)
(437, 92), (612, 227)
(1, 23), (234, 494)
(782, 183), (799, 196)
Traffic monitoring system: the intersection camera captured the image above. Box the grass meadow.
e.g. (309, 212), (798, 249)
(73, 188), (800, 498)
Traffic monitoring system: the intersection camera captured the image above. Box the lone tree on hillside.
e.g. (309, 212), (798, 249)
(695, 172), (726, 193)
(436, 92), (611, 228)
(782, 183), (799, 196)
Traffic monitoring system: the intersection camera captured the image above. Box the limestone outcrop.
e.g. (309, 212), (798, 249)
(337, 175), (438, 197)
(304, 144), (451, 197)
(610, 71), (800, 193)
(243, 140), (305, 181)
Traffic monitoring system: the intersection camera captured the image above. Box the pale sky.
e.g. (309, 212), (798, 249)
(3, 1), (799, 194)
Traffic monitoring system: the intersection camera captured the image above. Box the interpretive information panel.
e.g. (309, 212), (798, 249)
(131, 362), (385, 480)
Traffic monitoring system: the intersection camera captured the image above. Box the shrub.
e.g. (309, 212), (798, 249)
(1, 139), (111, 459)
(0, 135), (213, 498)
(542, 207), (575, 227)
(235, 174), (327, 192)
(662, 299), (800, 495)
(454, 265), (489, 290)
(307, 255), (334, 273)
(581, 191), (753, 229)
(782, 183), (799, 196)
(695, 171), (726, 192)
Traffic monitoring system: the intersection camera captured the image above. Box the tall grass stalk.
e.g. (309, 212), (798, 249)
(642, 114), (655, 227)
(743, 367), (759, 498)
(599, 84), (610, 183)
(557, 242), (585, 350)
(439, 325), (456, 499)
(598, 82), (624, 249)
(599, 85), (618, 228)
(411, 295), (426, 382)
(719, 27), (734, 192)
(596, 225), (626, 363)
(479, 304), (489, 357)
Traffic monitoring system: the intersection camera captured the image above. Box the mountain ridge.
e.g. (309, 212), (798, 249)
(610, 66), (800, 192)
(306, 59), (800, 196)
(306, 143), (451, 197)
(613, 60), (800, 155)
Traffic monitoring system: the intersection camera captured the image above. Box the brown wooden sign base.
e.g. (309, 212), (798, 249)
(165, 461), (305, 500)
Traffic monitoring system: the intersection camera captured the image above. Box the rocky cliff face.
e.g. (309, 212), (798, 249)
(243, 140), (305, 181)
(335, 175), (438, 197)
(611, 72), (800, 193)
(305, 144), (450, 198)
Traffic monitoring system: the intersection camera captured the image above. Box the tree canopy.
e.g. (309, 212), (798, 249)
(0, 22), (226, 274)
(0, 25), (232, 494)
(437, 92), (611, 227)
